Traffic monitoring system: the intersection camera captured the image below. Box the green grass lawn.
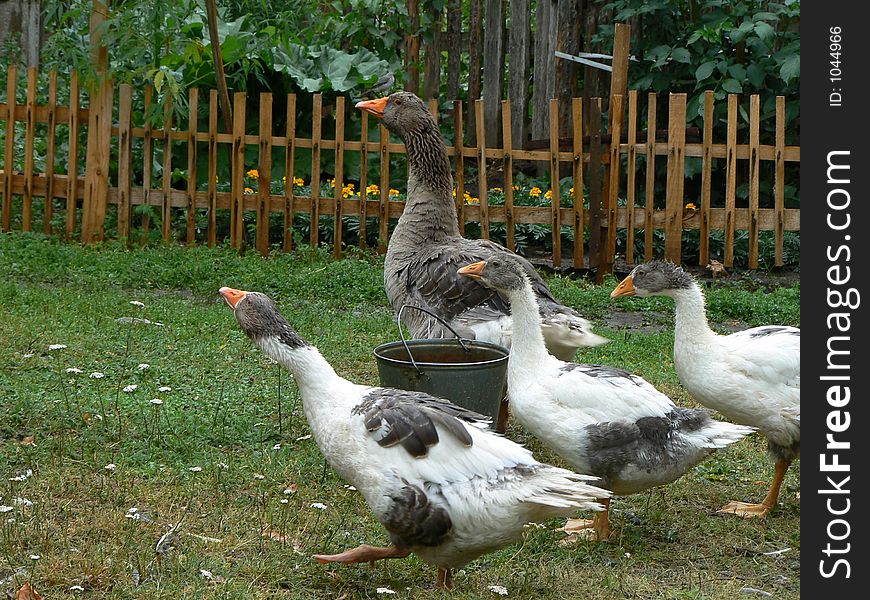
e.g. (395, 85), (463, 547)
(0, 233), (800, 599)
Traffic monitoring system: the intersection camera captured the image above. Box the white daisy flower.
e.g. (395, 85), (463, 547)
(13, 497), (33, 507)
(123, 384), (138, 393)
(280, 499), (289, 504)
(488, 585), (509, 596)
(48, 344), (67, 350)
(376, 588), (397, 595)
(66, 367), (83, 374)
(0, 506), (13, 513)
(90, 372), (105, 379)
(253, 474), (265, 480)
(130, 301), (146, 308)
(217, 462), (229, 470)
(137, 363), (150, 370)
(157, 386), (172, 392)
(149, 399), (163, 405)
(272, 443), (282, 450)
(29, 554), (40, 560)
(69, 585), (85, 592)
(310, 502), (327, 511)
(104, 463), (117, 471)
(9, 469), (33, 482)
(22, 353), (34, 358)
(189, 466), (202, 473)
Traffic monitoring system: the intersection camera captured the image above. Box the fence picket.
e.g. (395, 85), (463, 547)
(453, 100), (465, 235)
(378, 123), (389, 251)
(230, 92), (246, 248)
(699, 90), (714, 265)
(724, 94), (738, 267)
(775, 96), (785, 267)
(44, 71), (58, 235)
(161, 94), (173, 242)
(475, 99), (489, 240)
(358, 109), (368, 250)
(23, 66), (36, 231)
(644, 93), (656, 261)
(310, 94), (322, 248)
(117, 84), (133, 240)
(664, 93), (687, 262)
(748, 94), (760, 269)
(283, 93), (297, 252)
(141, 84), (153, 244)
(625, 90), (637, 264)
(605, 93), (624, 271)
(1, 65), (15, 232)
(548, 98), (561, 265)
(186, 88), (199, 245)
(588, 98), (604, 276)
(333, 96), (345, 259)
(501, 99), (515, 252)
(571, 97), (584, 268)
(257, 92), (273, 256)
(207, 89), (218, 247)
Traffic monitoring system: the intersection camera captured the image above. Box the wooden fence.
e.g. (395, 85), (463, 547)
(0, 65), (800, 273)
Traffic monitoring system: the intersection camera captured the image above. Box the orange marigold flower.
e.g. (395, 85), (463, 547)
(246, 169), (259, 179)
(244, 187), (254, 194)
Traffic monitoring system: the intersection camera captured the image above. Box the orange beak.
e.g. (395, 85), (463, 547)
(457, 260), (486, 280)
(219, 287), (249, 309)
(355, 96), (388, 118)
(610, 275), (636, 298)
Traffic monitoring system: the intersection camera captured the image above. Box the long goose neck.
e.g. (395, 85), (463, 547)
(393, 121), (460, 243)
(670, 283), (716, 343)
(255, 337), (346, 407)
(505, 282), (553, 367)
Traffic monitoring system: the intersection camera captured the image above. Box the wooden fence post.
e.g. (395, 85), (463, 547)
(44, 71), (58, 235)
(501, 99), (516, 252)
(117, 84), (133, 241)
(257, 92), (273, 256)
(186, 88), (199, 245)
(664, 93), (687, 263)
(643, 93), (656, 261)
(230, 91), (246, 248)
(161, 94), (174, 242)
(548, 98), (561, 266)
(699, 90), (714, 265)
(748, 94), (760, 269)
(571, 97), (585, 269)
(310, 94), (323, 248)
(357, 108), (368, 250)
(82, 1), (112, 244)
(724, 94), (738, 267)
(475, 99), (489, 239)
(588, 98), (604, 280)
(625, 90), (638, 264)
(207, 89), (218, 247)
(453, 100), (465, 235)
(332, 96), (346, 259)
(23, 66), (37, 232)
(774, 96), (785, 267)
(2, 65), (18, 232)
(604, 93), (624, 273)
(283, 93), (297, 252)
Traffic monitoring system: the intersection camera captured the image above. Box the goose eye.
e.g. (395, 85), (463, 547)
(394, 98), (402, 105)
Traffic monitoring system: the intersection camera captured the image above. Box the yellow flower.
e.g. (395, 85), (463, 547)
(512, 185), (520, 191)
(244, 187), (254, 194)
(342, 184), (355, 198)
(366, 184), (380, 195)
(345, 182), (355, 190)
(452, 189), (457, 197)
(490, 187), (502, 193)
(465, 196), (480, 205)
(544, 190), (552, 199)
(569, 187), (574, 194)
(329, 178), (336, 188)
(389, 188), (400, 197)
(215, 175), (219, 184)
(294, 177), (304, 187)
(529, 186), (542, 197)
(246, 169), (259, 179)
(685, 202), (697, 210)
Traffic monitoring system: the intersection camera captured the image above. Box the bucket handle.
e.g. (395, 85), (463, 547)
(397, 305), (472, 373)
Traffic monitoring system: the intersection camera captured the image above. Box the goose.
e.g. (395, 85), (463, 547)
(457, 256), (755, 540)
(611, 260), (800, 518)
(355, 92), (607, 361)
(219, 286), (609, 589)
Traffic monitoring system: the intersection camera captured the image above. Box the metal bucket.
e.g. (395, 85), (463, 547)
(373, 305), (509, 430)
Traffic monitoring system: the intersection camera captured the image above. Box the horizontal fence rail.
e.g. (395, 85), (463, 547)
(0, 65), (800, 271)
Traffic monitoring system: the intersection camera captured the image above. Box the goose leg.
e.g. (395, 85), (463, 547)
(436, 567), (454, 590)
(717, 459), (791, 518)
(313, 544), (410, 565)
(557, 497), (611, 543)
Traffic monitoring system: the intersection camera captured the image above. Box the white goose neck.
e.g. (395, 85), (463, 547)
(258, 337), (344, 399)
(669, 283), (716, 342)
(505, 283), (553, 366)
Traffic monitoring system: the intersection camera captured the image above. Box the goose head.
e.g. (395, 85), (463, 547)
(220, 287), (308, 349)
(611, 261), (695, 299)
(356, 91), (435, 138)
(457, 255), (529, 294)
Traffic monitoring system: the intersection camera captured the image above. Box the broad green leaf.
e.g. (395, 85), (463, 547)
(671, 48), (691, 64)
(754, 22), (776, 43)
(695, 61), (717, 81)
(780, 55), (800, 83)
(721, 78), (743, 94)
